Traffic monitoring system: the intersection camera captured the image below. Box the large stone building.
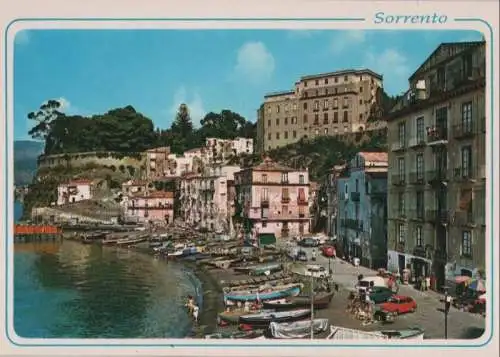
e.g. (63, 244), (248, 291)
(386, 41), (486, 290)
(256, 69), (383, 153)
(336, 152), (388, 269)
(234, 157), (310, 239)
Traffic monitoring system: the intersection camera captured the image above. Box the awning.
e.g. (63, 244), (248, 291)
(258, 233), (276, 246)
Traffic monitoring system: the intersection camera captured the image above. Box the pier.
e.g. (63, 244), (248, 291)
(14, 224), (63, 242)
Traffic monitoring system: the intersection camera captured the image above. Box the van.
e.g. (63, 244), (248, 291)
(356, 276), (387, 291)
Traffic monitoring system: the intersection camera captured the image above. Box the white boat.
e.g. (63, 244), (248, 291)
(326, 326), (425, 340)
(269, 318), (330, 339)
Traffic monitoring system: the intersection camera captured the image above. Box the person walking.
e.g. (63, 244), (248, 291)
(312, 249), (317, 261)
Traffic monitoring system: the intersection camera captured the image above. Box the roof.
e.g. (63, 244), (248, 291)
(264, 90), (295, 98)
(252, 157), (296, 172)
(185, 147), (204, 154)
(146, 146), (170, 153)
(300, 68), (383, 81)
(130, 190), (174, 199)
(123, 180), (149, 186)
(358, 152), (388, 164)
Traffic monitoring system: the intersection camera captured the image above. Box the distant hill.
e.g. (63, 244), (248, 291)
(14, 140), (44, 185)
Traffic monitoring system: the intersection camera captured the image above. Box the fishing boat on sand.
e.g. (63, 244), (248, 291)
(239, 308), (311, 327)
(262, 291), (334, 310)
(224, 283), (302, 302)
(326, 326), (425, 340)
(233, 262), (282, 276)
(217, 309), (275, 324)
(268, 318), (330, 339)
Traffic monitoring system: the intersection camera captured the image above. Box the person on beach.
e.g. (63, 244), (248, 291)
(192, 305), (199, 323)
(185, 295), (195, 314)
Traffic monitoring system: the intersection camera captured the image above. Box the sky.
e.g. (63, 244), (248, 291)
(13, 29), (483, 140)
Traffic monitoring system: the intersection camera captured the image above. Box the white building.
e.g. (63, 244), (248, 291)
(57, 179), (94, 206)
(205, 137), (253, 163)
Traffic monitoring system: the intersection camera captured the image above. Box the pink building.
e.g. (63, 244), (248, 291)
(234, 157), (310, 239)
(123, 190), (174, 224)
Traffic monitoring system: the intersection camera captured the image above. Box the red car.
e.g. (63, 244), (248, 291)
(321, 245), (336, 257)
(379, 295), (417, 314)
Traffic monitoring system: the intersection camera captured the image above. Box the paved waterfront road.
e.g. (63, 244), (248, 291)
(282, 244), (486, 339)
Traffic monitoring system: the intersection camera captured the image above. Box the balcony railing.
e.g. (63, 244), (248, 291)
(297, 198), (308, 205)
(391, 142), (405, 152)
(408, 136), (426, 148)
(453, 122), (475, 139)
(391, 174), (405, 186)
(454, 210), (476, 226)
(396, 241), (405, 253)
(427, 126), (448, 145)
(260, 199), (269, 207)
(426, 169), (448, 183)
(281, 196), (291, 203)
(409, 172), (425, 185)
(453, 167), (474, 181)
(350, 192), (360, 202)
(425, 209), (449, 224)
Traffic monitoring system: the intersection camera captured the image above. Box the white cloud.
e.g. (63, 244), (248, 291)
(364, 48), (410, 94)
(14, 30), (30, 45)
(331, 30), (367, 54)
(287, 30), (323, 39)
(232, 41), (275, 85)
(168, 86), (206, 125)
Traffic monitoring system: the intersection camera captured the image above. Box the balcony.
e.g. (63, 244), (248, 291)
(408, 137), (426, 148)
(413, 245), (426, 258)
(350, 192), (360, 202)
(453, 122), (475, 140)
(281, 196), (291, 203)
(409, 172), (425, 185)
(391, 174), (405, 186)
(260, 198), (269, 207)
(453, 167), (475, 182)
(391, 142), (405, 152)
(426, 169), (448, 184)
(427, 126), (448, 146)
(298, 212), (306, 218)
(297, 198), (308, 205)
(454, 210), (476, 227)
(425, 210), (449, 224)
(408, 209), (425, 221)
(395, 241), (405, 253)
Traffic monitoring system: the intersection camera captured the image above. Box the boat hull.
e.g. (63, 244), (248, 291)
(239, 309), (311, 328)
(224, 285), (301, 302)
(269, 318), (330, 339)
(262, 292), (334, 310)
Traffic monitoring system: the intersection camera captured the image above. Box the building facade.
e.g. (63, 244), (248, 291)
(256, 69), (384, 153)
(234, 157), (310, 239)
(325, 164), (347, 238)
(57, 179), (94, 205)
(179, 165), (241, 232)
(386, 41), (486, 289)
(336, 152), (388, 269)
(206, 137), (254, 163)
(122, 190), (174, 224)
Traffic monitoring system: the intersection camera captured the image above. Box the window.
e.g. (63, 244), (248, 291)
(416, 117), (425, 142)
(343, 111), (348, 122)
(323, 113), (329, 124)
(437, 67), (445, 87)
(262, 188), (269, 200)
(416, 191), (424, 219)
(398, 122), (406, 147)
(398, 192), (405, 216)
(344, 75), (348, 82)
(281, 172), (289, 183)
(276, 105), (280, 113)
(344, 125), (348, 132)
(299, 174), (305, 184)
(304, 92), (308, 98)
(303, 114), (308, 123)
(321, 99), (328, 110)
(359, 114), (363, 120)
(462, 53), (473, 78)
(292, 103), (297, 111)
(314, 101), (319, 110)
(291, 116), (297, 124)
(284, 131), (288, 139)
(461, 145), (472, 177)
(293, 130), (297, 138)
(262, 221), (267, 227)
(397, 223), (406, 243)
(267, 133), (271, 140)
(314, 114), (319, 124)
(398, 157), (405, 182)
(415, 226), (423, 247)
(282, 187), (289, 199)
(276, 132), (280, 140)
(334, 77), (338, 83)
(303, 102), (308, 110)
(355, 179), (359, 192)
(343, 97), (349, 108)
(324, 128), (328, 135)
(284, 117), (288, 125)
(315, 129), (319, 136)
(345, 183), (349, 194)
(435, 107), (448, 137)
(462, 231), (472, 256)
(325, 78), (329, 84)
(333, 112), (339, 123)
(359, 86), (363, 93)
(333, 98), (338, 108)
(315, 79), (319, 85)
(276, 118), (280, 126)
(416, 154), (424, 179)
(462, 102), (472, 132)
(262, 174), (267, 183)
(304, 81), (308, 87)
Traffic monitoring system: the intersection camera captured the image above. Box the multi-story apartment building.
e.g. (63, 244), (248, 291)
(336, 152), (388, 269)
(234, 157), (310, 239)
(179, 165), (241, 232)
(386, 41), (486, 289)
(325, 164), (347, 238)
(144, 147), (173, 179)
(256, 69), (383, 153)
(205, 137), (254, 163)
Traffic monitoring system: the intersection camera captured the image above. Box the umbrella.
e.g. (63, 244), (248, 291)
(468, 279), (486, 292)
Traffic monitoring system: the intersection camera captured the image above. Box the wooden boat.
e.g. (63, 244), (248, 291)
(239, 308), (311, 327)
(204, 330), (265, 339)
(268, 318), (330, 339)
(326, 326), (425, 340)
(224, 283), (302, 302)
(234, 263), (282, 276)
(262, 292), (334, 310)
(116, 236), (148, 246)
(217, 309), (274, 324)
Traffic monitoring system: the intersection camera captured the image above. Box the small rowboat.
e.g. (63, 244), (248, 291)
(269, 318), (330, 339)
(262, 292), (334, 310)
(218, 309), (274, 324)
(205, 330), (265, 339)
(239, 308), (311, 327)
(224, 283), (302, 302)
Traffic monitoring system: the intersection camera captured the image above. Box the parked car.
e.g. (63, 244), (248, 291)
(298, 238), (319, 247)
(369, 287), (395, 304)
(297, 250), (308, 261)
(379, 295), (417, 314)
(321, 245), (336, 257)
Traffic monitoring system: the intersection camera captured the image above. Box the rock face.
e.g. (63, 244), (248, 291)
(14, 140), (44, 185)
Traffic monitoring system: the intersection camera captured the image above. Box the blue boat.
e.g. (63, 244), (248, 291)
(224, 284), (302, 302)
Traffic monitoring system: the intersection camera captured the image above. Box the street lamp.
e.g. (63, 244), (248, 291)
(443, 285), (450, 339)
